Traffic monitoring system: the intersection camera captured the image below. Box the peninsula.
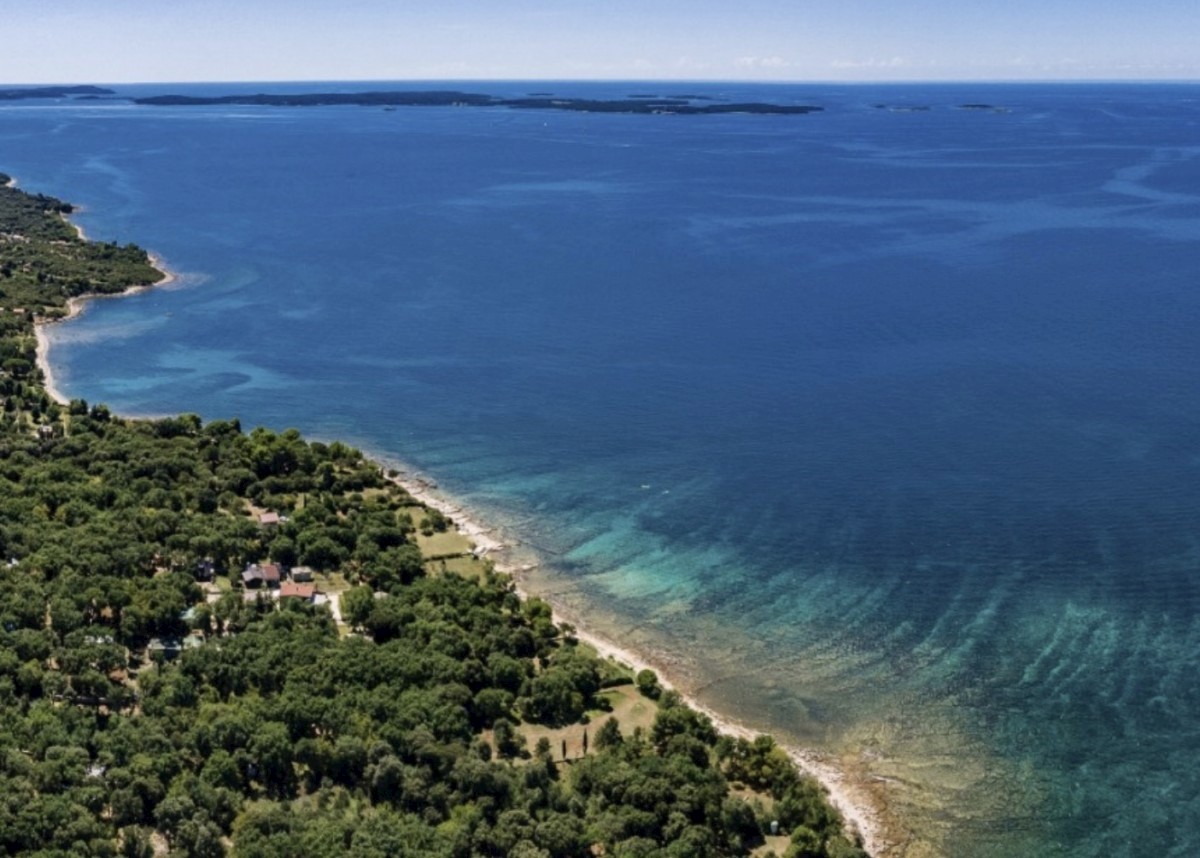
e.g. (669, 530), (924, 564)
(1, 174), (872, 857)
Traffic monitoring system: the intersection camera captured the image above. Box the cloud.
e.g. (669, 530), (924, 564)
(830, 56), (909, 70)
(735, 56), (792, 69)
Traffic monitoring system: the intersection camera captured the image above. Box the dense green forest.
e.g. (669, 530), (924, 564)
(0, 175), (869, 857)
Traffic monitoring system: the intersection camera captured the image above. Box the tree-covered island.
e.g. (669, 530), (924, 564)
(0, 87), (116, 102)
(0, 174), (869, 858)
(132, 90), (823, 116)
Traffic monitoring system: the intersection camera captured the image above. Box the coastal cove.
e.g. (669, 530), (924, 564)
(10, 81), (1200, 856)
(3, 173), (872, 856)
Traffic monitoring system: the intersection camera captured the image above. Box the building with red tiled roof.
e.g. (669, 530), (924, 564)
(279, 582), (316, 602)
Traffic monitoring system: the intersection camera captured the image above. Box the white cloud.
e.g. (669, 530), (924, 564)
(735, 56), (792, 69)
(829, 56), (909, 70)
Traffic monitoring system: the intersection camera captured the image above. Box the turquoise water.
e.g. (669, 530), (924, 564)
(8, 82), (1200, 855)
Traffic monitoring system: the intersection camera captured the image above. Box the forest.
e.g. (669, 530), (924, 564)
(0, 174), (869, 858)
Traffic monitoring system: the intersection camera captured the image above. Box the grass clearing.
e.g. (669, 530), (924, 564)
(752, 834), (791, 856)
(426, 555), (490, 579)
(319, 571), (352, 594)
(396, 505), (424, 525)
(415, 529), (474, 559)
(518, 684), (658, 763)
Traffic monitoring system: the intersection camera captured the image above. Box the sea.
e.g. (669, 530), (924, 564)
(5, 81), (1200, 857)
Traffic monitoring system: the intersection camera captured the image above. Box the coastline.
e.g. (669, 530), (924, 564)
(381, 465), (895, 856)
(28, 202), (894, 857)
(34, 206), (179, 405)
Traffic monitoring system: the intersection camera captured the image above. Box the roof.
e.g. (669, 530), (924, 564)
(258, 512), (281, 525)
(243, 563), (282, 584)
(279, 582), (316, 600)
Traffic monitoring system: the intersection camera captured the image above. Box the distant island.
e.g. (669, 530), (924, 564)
(134, 89), (824, 115)
(0, 85), (115, 101)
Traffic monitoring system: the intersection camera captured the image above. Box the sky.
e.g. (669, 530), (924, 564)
(2, 0), (1198, 84)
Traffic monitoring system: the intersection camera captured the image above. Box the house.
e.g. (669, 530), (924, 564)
(279, 582), (317, 603)
(260, 563), (282, 586)
(258, 511), (281, 527)
(241, 565), (265, 588)
(289, 565), (315, 583)
(242, 562), (283, 589)
(148, 637), (183, 660)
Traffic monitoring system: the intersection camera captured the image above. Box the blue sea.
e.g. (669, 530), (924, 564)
(6, 81), (1200, 856)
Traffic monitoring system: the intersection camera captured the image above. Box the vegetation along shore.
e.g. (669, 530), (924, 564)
(1, 170), (878, 857)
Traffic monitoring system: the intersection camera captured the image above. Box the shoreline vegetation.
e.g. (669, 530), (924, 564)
(4, 172), (885, 857)
(385, 476), (890, 856)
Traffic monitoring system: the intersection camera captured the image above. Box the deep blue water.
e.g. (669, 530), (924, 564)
(6, 82), (1200, 856)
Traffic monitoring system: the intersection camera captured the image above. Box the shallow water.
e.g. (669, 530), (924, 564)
(10, 82), (1200, 856)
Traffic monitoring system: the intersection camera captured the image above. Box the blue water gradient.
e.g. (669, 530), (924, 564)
(7, 82), (1200, 856)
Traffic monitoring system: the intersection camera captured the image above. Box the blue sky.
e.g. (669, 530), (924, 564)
(3, 0), (1198, 83)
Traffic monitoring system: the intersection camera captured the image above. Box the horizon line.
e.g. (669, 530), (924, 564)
(5, 76), (1200, 89)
